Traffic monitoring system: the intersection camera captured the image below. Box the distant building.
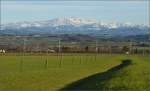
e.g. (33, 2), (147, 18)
(0, 49), (6, 53)
(48, 49), (55, 53)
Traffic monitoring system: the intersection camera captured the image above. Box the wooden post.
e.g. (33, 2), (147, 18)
(20, 38), (25, 72)
(130, 40), (132, 55)
(58, 39), (62, 68)
(59, 53), (62, 68)
(79, 55), (82, 64)
(109, 46), (112, 55)
(45, 59), (48, 69)
(95, 40), (98, 62)
(20, 56), (23, 72)
(72, 54), (74, 64)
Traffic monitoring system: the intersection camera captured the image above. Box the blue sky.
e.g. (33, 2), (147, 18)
(1, 0), (149, 25)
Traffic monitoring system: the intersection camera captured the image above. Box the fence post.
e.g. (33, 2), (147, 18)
(20, 56), (23, 72)
(59, 53), (62, 68)
(79, 55), (82, 64)
(45, 59), (48, 69)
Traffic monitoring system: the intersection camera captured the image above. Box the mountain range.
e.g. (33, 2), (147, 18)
(0, 17), (150, 37)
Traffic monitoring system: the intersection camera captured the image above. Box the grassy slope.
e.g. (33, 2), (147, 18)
(61, 55), (150, 91)
(0, 54), (149, 91)
(104, 55), (150, 91)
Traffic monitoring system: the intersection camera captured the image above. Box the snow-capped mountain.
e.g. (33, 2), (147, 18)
(0, 17), (150, 36)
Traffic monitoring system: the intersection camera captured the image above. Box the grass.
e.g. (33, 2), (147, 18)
(60, 59), (133, 90)
(0, 54), (149, 91)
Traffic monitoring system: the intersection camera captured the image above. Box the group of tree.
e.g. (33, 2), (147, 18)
(0, 44), (150, 54)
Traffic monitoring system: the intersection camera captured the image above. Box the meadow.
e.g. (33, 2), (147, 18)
(0, 53), (149, 91)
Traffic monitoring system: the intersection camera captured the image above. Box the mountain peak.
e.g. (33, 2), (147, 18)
(0, 18), (149, 36)
(49, 17), (98, 26)
(1, 17), (149, 31)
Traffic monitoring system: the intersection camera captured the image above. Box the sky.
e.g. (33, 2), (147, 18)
(1, 0), (149, 25)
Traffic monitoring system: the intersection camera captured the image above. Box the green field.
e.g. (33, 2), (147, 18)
(0, 54), (150, 91)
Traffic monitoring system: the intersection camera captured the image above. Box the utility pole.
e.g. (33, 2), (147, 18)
(109, 45), (112, 55)
(129, 40), (133, 55)
(95, 40), (98, 61)
(59, 39), (61, 53)
(58, 39), (62, 68)
(45, 44), (48, 69)
(20, 38), (26, 72)
(142, 40), (145, 56)
(38, 43), (43, 61)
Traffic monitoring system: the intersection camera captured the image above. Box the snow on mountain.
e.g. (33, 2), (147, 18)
(0, 17), (149, 36)
(1, 17), (119, 28)
(0, 17), (137, 29)
(49, 17), (97, 26)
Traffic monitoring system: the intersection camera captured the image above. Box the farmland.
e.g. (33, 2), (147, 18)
(0, 54), (149, 91)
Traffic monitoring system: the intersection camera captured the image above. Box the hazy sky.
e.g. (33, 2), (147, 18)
(1, 0), (149, 25)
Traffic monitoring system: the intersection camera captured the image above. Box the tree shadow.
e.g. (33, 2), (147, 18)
(60, 59), (132, 91)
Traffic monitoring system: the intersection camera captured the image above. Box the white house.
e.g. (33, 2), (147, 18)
(0, 49), (6, 53)
(48, 49), (55, 53)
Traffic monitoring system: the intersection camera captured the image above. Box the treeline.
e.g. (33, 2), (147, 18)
(0, 45), (150, 54)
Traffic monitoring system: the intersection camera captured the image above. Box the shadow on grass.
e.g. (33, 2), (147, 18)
(60, 59), (132, 91)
